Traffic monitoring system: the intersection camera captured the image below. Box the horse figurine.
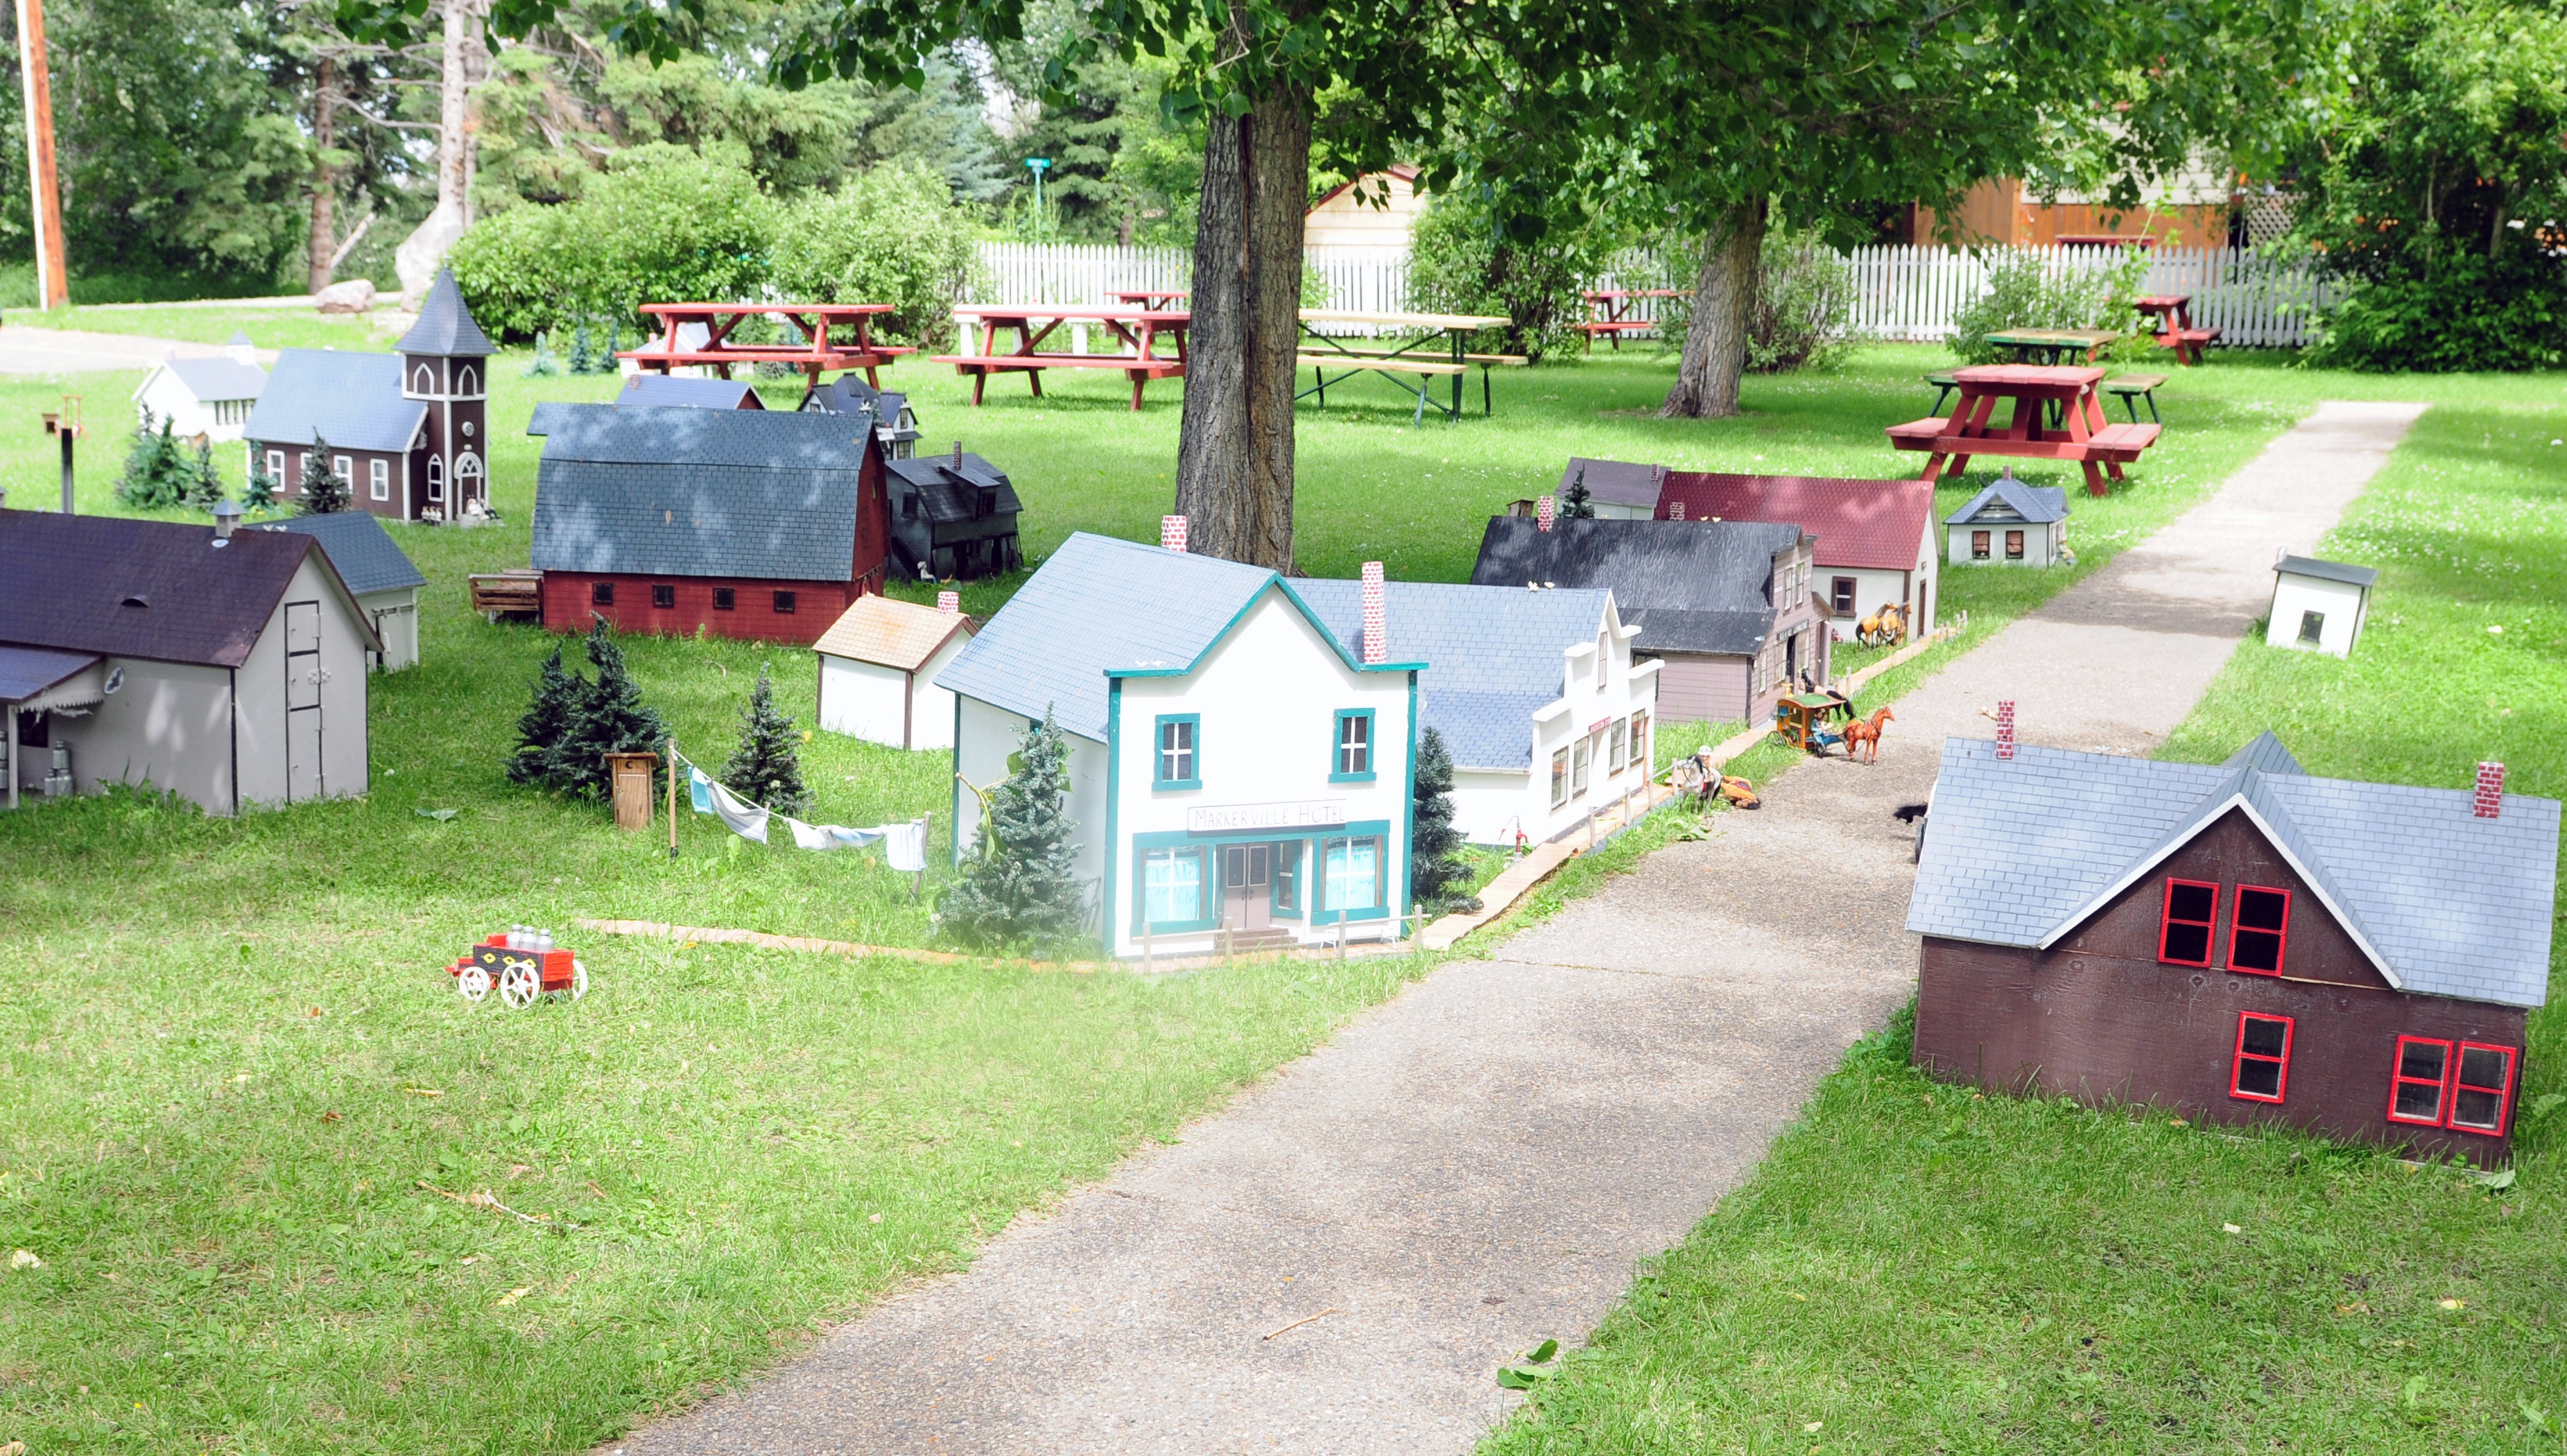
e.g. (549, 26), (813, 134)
(1842, 707), (1895, 764)
(1856, 603), (1908, 648)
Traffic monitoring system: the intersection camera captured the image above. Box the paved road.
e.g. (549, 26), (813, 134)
(612, 402), (2427, 1456)
(0, 326), (280, 375)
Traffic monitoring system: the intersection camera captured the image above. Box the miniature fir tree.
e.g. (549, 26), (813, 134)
(548, 617), (668, 799)
(1409, 726), (1475, 915)
(936, 708), (1085, 952)
(296, 438), (352, 515)
(568, 321), (594, 374)
(508, 645), (583, 786)
(243, 460), (280, 514)
(1559, 467), (1596, 519)
(523, 331), (562, 378)
(115, 411), (195, 509)
(182, 440), (226, 510)
(719, 665), (811, 814)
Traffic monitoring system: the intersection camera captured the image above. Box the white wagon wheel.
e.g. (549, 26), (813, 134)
(498, 958), (540, 1009)
(569, 959), (589, 1000)
(458, 964), (492, 1003)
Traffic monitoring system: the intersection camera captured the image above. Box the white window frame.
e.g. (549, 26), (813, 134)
(1550, 747), (1570, 809)
(1571, 736), (1591, 797)
(369, 458), (390, 501)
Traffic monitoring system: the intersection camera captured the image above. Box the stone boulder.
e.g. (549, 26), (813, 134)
(316, 279), (377, 314)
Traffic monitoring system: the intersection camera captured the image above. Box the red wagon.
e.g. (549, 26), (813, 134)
(448, 930), (588, 1009)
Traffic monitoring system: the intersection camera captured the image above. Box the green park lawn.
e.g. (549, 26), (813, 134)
(1, 323), (2562, 1452)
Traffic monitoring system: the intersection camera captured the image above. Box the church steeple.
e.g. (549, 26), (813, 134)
(397, 267), (493, 522)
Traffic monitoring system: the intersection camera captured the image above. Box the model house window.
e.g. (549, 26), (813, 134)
(2450, 1044), (2516, 1133)
(426, 456), (444, 501)
(334, 455), (353, 487)
(1141, 846), (1207, 927)
(2387, 1037), (2451, 1125)
(714, 588), (735, 611)
(1971, 530), (1991, 560)
(2159, 878), (2218, 966)
(1332, 710), (1374, 781)
(1550, 747), (1570, 809)
(1608, 718), (1627, 774)
(2005, 530), (2025, 560)
(266, 449), (285, 480)
(2230, 1013), (2292, 1103)
(2228, 886), (2291, 975)
(1594, 632), (1609, 690)
(1155, 716), (1198, 788)
(1630, 711), (1649, 776)
(2298, 611), (2325, 644)
(1273, 848), (1300, 914)
(652, 584), (676, 609)
(591, 582), (615, 607)
(772, 591), (796, 614)
(369, 458), (389, 501)
(1571, 736), (1591, 797)
(1831, 578), (1857, 615)
(903, 493), (920, 519)
(1322, 835), (1383, 913)
(414, 364), (435, 395)
(458, 366), (479, 396)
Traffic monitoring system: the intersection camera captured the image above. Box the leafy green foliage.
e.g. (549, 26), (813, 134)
(1945, 247), (2152, 365)
(719, 666), (813, 815)
(114, 412), (221, 510)
(243, 458), (280, 514)
(1409, 727), (1474, 916)
(1745, 227), (1856, 375)
(937, 709), (1086, 953)
(770, 161), (987, 349)
(1407, 189), (1605, 362)
(1557, 471), (1595, 519)
(295, 438), (352, 515)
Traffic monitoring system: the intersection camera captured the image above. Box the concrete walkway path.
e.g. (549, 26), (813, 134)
(0, 325), (281, 375)
(614, 402), (2425, 1456)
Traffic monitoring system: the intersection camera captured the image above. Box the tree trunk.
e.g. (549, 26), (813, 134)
(394, 0), (478, 302)
(306, 55), (339, 295)
(1659, 200), (1767, 419)
(1173, 73), (1311, 571)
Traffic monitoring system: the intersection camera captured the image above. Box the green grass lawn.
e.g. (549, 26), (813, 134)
(1480, 395), (2567, 1455)
(3, 324), (2564, 1453)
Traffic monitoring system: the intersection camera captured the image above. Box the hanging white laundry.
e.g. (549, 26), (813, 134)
(706, 779), (770, 843)
(883, 818), (928, 874)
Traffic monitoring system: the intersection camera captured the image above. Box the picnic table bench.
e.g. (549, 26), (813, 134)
(2136, 295), (2221, 365)
(934, 305), (1190, 410)
(617, 302), (912, 390)
(1885, 364), (2160, 496)
(1578, 289), (1686, 351)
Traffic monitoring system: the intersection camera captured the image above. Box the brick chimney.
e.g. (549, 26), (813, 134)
(1536, 494), (1555, 532)
(1361, 562), (1387, 665)
(1160, 514), (1189, 553)
(1667, 501), (1686, 521)
(951, 441), (964, 469)
(936, 589), (960, 615)
(1996, 700), (2016, 761)
(2474, 761), (2505, 818)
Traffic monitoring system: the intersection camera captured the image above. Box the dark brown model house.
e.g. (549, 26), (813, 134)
(1908, 731), (2559, 1165)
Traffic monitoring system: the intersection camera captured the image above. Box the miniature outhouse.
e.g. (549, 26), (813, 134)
(814, 593), (975, 750)
(2265, 555), (2376, 657)
(1944, 471), (2068, 566)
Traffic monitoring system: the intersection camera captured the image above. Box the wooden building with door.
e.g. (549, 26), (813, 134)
(1909, 731), (2558, 1165)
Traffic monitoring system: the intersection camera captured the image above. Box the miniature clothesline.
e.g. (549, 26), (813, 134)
(671, 751), (928, 872)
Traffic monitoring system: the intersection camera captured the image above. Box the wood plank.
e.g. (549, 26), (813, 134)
(1296, 354), (1466, 375)
(1299, 308), (1509, 330)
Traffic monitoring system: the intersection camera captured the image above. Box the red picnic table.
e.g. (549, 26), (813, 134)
(1884, 364), (2161, 496)
(617, 303), (913, 390)
(1111, 289), (1188, 310)
(1578, 289), (1685, 352)
(2136, 293), (2222, 365)
(935, 305), (1190, 411)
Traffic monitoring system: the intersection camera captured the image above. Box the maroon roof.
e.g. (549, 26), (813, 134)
(1657, 474), (1935, 572)
(0, 509), (369, 668)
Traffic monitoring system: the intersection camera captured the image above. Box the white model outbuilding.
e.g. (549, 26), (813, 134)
(258, 510), (428, 671)
(131, 333), (267, 444)
(814, 593), (974, 749)
(2265, 555), (2377, 657)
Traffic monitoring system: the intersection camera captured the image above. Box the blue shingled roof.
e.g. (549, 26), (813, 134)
(1296, 580), (1610, 771)
(395, 268), (495, 357)
(1945, 474), (2068, 526)
(1910, 736), (2559, 1008)
(243, 351), (426, 456)
(256, 510), (425, 596)
(155, 356), (268, 404)
(529, 405), (880, 582)
(616, 374), (765, 411)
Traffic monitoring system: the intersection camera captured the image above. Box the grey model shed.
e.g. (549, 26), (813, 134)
(258, 510), (429, 670)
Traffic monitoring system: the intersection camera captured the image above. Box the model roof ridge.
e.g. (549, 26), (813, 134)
(395, 267), (495, 358)
(1944, 471), (2069, 525)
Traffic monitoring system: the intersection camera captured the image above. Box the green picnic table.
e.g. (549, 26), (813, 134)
(1982, 328), (2120, 366)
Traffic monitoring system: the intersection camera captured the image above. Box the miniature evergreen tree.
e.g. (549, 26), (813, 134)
(568, 320), (594, 374)
(1559, 467), (1596, 519)
(719, 664), (811, 814)
(116, 411), (195, 508)
(523, 331), (562, 378)
(548, 617), (668, 800)
(243, 459), (280, 514)
(1409, 726), (1475, 915)
(508, 645), (583, 786)
(936, 708), (1086, 952)
(182, 440), (226, 510)
(296, 437), (352, 515)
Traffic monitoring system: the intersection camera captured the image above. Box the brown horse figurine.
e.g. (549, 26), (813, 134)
(1842, 707), (1895, 764)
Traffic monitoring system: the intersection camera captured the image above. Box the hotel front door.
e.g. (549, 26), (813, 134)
(1220, 843), (1271, 930)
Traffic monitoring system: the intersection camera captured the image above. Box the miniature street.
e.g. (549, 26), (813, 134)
(611, 403), (2426, 1453)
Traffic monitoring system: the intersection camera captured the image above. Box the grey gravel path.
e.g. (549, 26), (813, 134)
(0, 325), (279, 374)
(612, 401), (2424, 1456)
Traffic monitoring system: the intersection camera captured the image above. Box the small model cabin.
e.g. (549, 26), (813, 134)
(2266, 555), (2376, 657)
(814, 593), (975, 750)
(1910, 730), (2558, 1165)
(1471, 516), (1826, 727)
(884, 447), (1023, 581)
(257, 510), (427, 671)
(614, 374), (765, 412)
(524, 404), (892, 645)
(1557, 458), (1668, 520)
(241, 268), (494, 524)
(1658, 473), (1939, 640)
(0, 508), (377, 813)
(938, 530), (1419, 959)
(132, 332), (266, 444)
(1945, 471), (2068, 566)
(801, 374), (922, 459)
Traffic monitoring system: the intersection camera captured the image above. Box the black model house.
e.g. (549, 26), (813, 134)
(802, 374), (922, 459)
(884, 447), (1023, 581)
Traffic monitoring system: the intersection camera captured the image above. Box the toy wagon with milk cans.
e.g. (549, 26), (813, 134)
(448, 926), (588, 1008)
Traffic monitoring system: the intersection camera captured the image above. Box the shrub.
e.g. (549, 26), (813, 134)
(116, 412), (200, 509)
(1406, 188), (1605, 362)
(1945, 245), (2152, 365)
(1746, 226), (1857, 374)
(770, 162), (985, 350)
(447, 204), (587, 342)
(2306, 250), (2567, 373)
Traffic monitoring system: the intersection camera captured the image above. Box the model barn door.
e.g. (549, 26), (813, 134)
(1220, 844), (1272, 930)
(284, 601), (324, 801)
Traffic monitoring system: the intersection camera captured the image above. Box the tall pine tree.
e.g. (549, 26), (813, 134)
(1559, 467), (1596, 519)
(1410, 725), (1475, 915)
(936, 708), (1086, 952)
(720, 665), (811, 814)
(297, 437), (352, 515)
(508, 645), (582, 786)
(549, 618), (669, 799)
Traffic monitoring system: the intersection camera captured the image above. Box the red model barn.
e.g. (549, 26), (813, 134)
(1908, 731), (2559, 1165)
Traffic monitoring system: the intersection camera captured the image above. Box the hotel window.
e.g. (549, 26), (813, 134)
(2230, 1013), (2293, 1103)
(1550, 747), (1570, 809)
(652, 584), (676, 609)
(1607, 718), (1627, 774)
(2005, 530), (2025, 560)
(2228, 886), (2291, 976)
(1273, 846), (1301, 915)
(772, 591), (796, 614)
(713, 588), (736, 611)
(1321, 835), (1383, 915)
(370, 458), (390, 501)
(1571, 736), (1591, 797)
(2450, 1044), (2517, 1134)
(1332, 710), (1374, 781)
(591, 581), (615, 607)
(1140, 846), (1207, 928)
(2387, 1038), (2451, 1125)
(1831, 578), (1857, 616)
(1971, 530), (1991, 560)
(1155, 716), (1198, 788)
(2158, 878), (2218, 966)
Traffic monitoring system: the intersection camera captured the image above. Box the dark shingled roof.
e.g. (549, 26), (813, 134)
(0, 510), (370, 667)
(528, 405), (877, 582)
(616, 374), (766, 411)
(0, 643), (101, 702)
(1469, 517), (1804, 657)
(884, 453), (1020, 526)
(1559, 457), (1667, 509)
(257, 510), (426, 597)
(243, 350), (426, 455)
(395, 268), (495, 357)
(2276, 555), (2379, 589)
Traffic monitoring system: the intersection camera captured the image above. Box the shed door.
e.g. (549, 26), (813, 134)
(284, 601), (324, 801)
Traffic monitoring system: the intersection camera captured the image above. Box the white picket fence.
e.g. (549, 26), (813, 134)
(968, 241), (2333, 347)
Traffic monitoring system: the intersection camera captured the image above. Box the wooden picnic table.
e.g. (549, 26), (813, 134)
(1884, 363), (2161, 496)
(1578, 289), (1686, 352)
(2135, 294), (2222, 366)
(1981, 328), (2120, 366)
(1111, 289), (1187, 310)
(1296, 309), (1517, 423)
(935, 304), (1191, 410)
(618, 302), (913, 390)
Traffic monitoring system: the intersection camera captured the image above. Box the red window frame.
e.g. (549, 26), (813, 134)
(2158, 878), (2220, 967)
(2448, 1043), (2518, 1136)
(2386, 1037), (2452, 1127)
(2226, 884), (2292, 977)
(2229, 1012), (2293, 1104)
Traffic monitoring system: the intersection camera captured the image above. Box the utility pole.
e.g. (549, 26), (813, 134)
(15, 0), (69, 309)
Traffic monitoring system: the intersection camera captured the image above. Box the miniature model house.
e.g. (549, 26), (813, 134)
(1557, 458), (1668, 520)
(1295, 578), (1657, 846)
(615, 374), (765, 412)
(1945, 472), (2068, 566)
(938, 530), (1419, 959)
(132, 332), (266, 444)
(524, 404), (891, 647)
(802, 374), (922, 459)
(815, 593), (974, 750)
(2266, 555), (2376, 657)
(1471, 517), (1826, 727)
(0, 508), (376, 814)
(883, 448), (1023, 581)
(257, 510), (427, 670)
(1909, 730), (2557, 1165)
(1660, 473), (1939, 639)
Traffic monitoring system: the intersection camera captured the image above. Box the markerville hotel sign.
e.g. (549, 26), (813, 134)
(1185, 799), (1349, 835)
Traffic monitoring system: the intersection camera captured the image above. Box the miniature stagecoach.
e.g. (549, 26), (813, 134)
(1773, 691), (1857, 754)
(448, 931), (588, 1009)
